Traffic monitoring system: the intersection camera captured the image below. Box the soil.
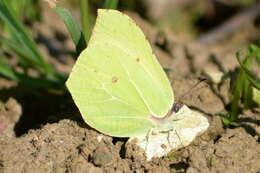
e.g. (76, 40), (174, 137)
(0, 3), (260, 173)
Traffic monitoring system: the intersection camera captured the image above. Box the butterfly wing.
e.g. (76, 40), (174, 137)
(66, 9), (174, 137)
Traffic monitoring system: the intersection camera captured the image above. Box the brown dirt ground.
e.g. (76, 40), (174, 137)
(0, 3), (260, 173)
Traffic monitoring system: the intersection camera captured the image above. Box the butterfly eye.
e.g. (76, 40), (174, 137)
(172, 103), (184, 113)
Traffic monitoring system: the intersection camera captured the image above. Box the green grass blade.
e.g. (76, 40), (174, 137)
(103, 0), (119, 9)
(0, 35), (41, 67)
(236, 48), (260, 90)
(3, 0), (26, 16)
(220, 114), (240, 127)
(248, 44), (260, 65)
(241, 67), (260, 90)
(230, 69), (245, 121)
(0, 57), (18, 80)
(239, 51), (253, 108)
(0, 1), (52, 75)
(225, 44), (260, 126)
(0, 57), (65, 89)
(53, 6), (86, 55)
(242, 77), (253, 108)
(80, 0), (90, 42)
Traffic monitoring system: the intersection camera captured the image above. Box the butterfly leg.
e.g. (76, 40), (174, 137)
(145, 128), (153, 152)
(174, 130), (184, 147)
(166, 129), (174, 148)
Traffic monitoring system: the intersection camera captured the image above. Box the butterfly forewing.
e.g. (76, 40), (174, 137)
(66, 9), (174, 137)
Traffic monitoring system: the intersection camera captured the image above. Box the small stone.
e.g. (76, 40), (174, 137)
(92, 146), (113, 166)
(203, 65), (224, 84)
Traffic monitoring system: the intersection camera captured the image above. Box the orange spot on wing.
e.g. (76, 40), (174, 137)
(112, 76), (118, 83)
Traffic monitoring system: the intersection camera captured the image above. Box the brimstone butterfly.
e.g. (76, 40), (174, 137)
(67, 9), (188, 137)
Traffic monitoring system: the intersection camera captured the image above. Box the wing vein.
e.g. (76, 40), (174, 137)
(92, 41), (161, 90)
(102, 86), (145, 113)
(115, 53), (156, 116)
(76, 60), (148, 113)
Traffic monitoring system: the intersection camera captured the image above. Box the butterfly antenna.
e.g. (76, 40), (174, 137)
(178, 78), (208, 103)
(172, 78), (208, 113)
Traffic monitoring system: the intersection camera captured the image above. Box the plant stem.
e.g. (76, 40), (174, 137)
(230, 70), (244, 122)
(80, 0), (90, 43)
(103, 0), (118, 9)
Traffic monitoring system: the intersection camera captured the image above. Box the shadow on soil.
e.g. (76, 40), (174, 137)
(0, 84), (80, 137)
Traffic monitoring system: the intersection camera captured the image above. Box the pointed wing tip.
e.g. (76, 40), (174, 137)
(65, 71), (75, 91)
(65, 78), (71, 91)
(97, 8), (122, 16)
